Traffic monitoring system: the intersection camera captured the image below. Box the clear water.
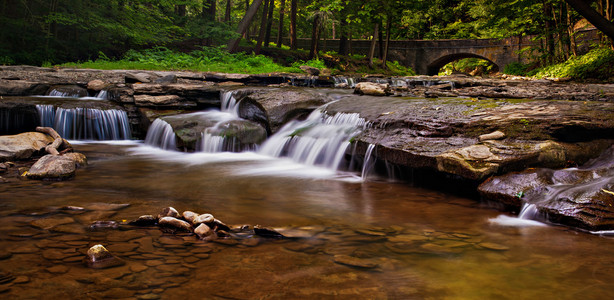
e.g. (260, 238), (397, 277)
(1, 142), (613, 299)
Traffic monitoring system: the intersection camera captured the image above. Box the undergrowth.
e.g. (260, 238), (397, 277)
(529, 48), (614, 80)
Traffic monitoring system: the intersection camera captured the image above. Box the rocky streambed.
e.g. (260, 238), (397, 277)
(1, 66), (613, 232)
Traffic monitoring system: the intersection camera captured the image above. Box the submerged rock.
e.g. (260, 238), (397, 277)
(254, 226), (285, 239)
(194, 224), (217, 241)
(85, 244), (125, 269)
(129, 215), (157, 226)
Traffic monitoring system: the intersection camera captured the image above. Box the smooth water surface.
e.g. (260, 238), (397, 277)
(0, 142), (613, 299)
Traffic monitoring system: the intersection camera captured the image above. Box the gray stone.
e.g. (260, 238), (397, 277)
(299, 66), (320, 76)
(26, 154), (79, 180)
(194, 224), (217, 241)
(158, 217), (192, 232)
(157, 207), (179, 219)
(478, 130), (506, 142)
(126, 72), (152, 83)
(155, 74), (177, 84)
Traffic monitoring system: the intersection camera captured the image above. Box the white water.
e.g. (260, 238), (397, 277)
(144, 119), (176, 150)
(36, 105), (131, 140)
(44, 89), (108, 100)
(258, 109), (367, 170)
(361, 144), (376, 179)
(489, 203), (547, 227)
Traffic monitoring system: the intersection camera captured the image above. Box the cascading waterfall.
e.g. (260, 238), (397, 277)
(258, 109), (367, 170)
(361, 144), (377, 179)
(35, 105), (131, 140)
(518, 203), (540, 220)
(36, 104), (55, 127)
(53, 108), (131, 140)
(145, 119), (176, 150)
(199, 91), (243, 152)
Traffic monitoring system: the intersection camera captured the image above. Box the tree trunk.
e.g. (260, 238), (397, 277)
(382, 16), (391, 68)
(290, 0), (297, 50)
(227, 0), (264, 52)
(543, 1), (555, 64)
(244, 0), (250, 39)
(368, 22), (379, 68)
(566, 3), (578, 56)
(565, 0), (614, 42)
(276, 0), (285, 47)
(254, 0), (270, 54)
(225, 0), (232, 23)
(264, 0), (275, 46)
(309, 14), (321, 59)
(338, 18), (348, 56)
(209, 0), (217, 21)
(378, 19), (384, 59)
(176, 4), (186, 17)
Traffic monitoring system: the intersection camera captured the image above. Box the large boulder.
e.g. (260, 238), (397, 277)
(354, 82), (392, 96)
(26, 153), (87, 180)
(0, 132), (54, 161)
(479, 146), (614, 231)
(235, 87), (331, 133)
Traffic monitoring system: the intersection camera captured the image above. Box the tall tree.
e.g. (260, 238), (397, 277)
(276, 0), (286, 47)
(228, 0), (264, 52)
(290, 0), (297, 50)
(264, 0), (275, 46)
(254, 0), (270, 54)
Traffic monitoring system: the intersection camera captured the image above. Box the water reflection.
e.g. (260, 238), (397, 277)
(0, 142), (613, 299)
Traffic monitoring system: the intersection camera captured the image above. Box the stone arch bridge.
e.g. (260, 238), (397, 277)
(293, 36), (535, 75)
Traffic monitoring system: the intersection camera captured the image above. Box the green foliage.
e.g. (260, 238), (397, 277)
(292, 59), (326, 70)
(439, 58), (494, 75)
(386, 61), (416, 76)
(503, 62), (529, 76)
(530, 48), (614, 80)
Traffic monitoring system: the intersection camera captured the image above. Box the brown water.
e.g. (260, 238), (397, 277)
(1, 142), (613, 299)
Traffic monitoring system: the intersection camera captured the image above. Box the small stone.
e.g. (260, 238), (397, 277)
(129, 215), (157, 226)
(182, 211), (199, 225)
(155, 74), (177, 84)
(145, 260), (163, 267)
(478, 130), (506, 142)
(82, 203), (130, 211)
(0, 252), (12, 260)
(183, 257), (199, 264)
(158, 217), (192, 232)
(194, 224), (217, 241)
(193, 253), (210, 259)
(138, 294), (161, 300)
(333, 255), (378, 269)
(157, 207), (179, 220)
(108, 242), (139, 253)
(85, 244), (125, 269)
(192, 213), (214, 225)
(158, 237), (185, 245)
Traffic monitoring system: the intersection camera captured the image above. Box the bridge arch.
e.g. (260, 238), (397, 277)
(426, 53), (499, 76)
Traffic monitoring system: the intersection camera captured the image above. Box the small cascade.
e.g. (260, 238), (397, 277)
(361, 144), (376, 180)
(259, 109), (367, 170)
(52, 108), (131, 140)
(95, 90), (109, 100)
(48, 89), (79, 98)
(333, 77), (356, 88)
(220, 91), (240, 117)
(145, 119), (176, 150)
(518, 203), (540, 220)
(36, 104), (55, 127)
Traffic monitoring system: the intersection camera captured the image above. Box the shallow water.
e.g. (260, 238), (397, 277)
(1, 142), (613, 299)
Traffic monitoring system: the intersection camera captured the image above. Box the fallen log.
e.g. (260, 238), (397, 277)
(36, 127), (72, 155)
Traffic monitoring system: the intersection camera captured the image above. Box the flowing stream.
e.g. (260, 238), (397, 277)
(1, 92), (613, 299)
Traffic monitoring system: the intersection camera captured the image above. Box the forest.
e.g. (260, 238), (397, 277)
(1, 0), (613, 78)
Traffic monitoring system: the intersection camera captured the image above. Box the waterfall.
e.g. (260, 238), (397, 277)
(145, 119), (176, 150)
(518, 203), (540, 220)
(361, 144), (376, 179)
(258, 109), (367, 170)
(53, 108), (131, 140)
(36, 104), (55, 127)
(220, 91), (239, 117)
(48, 89), (78, 97)
(95, 90), (108, 100)
(35, 105), (131, 140)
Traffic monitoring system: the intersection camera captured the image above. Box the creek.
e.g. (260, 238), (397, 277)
(0, 89), (613, 299)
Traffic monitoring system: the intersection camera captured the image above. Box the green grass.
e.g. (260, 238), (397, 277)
(59, 46), (313, 74)
(529, 47), (614, 80)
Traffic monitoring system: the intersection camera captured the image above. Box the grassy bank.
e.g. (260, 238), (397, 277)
(56, 46), (416, 76)
(503, 47), (614, 81)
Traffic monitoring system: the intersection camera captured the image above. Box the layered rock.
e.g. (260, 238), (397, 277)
(479, 146), (614, 230)
(0, 132), (54, 161)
